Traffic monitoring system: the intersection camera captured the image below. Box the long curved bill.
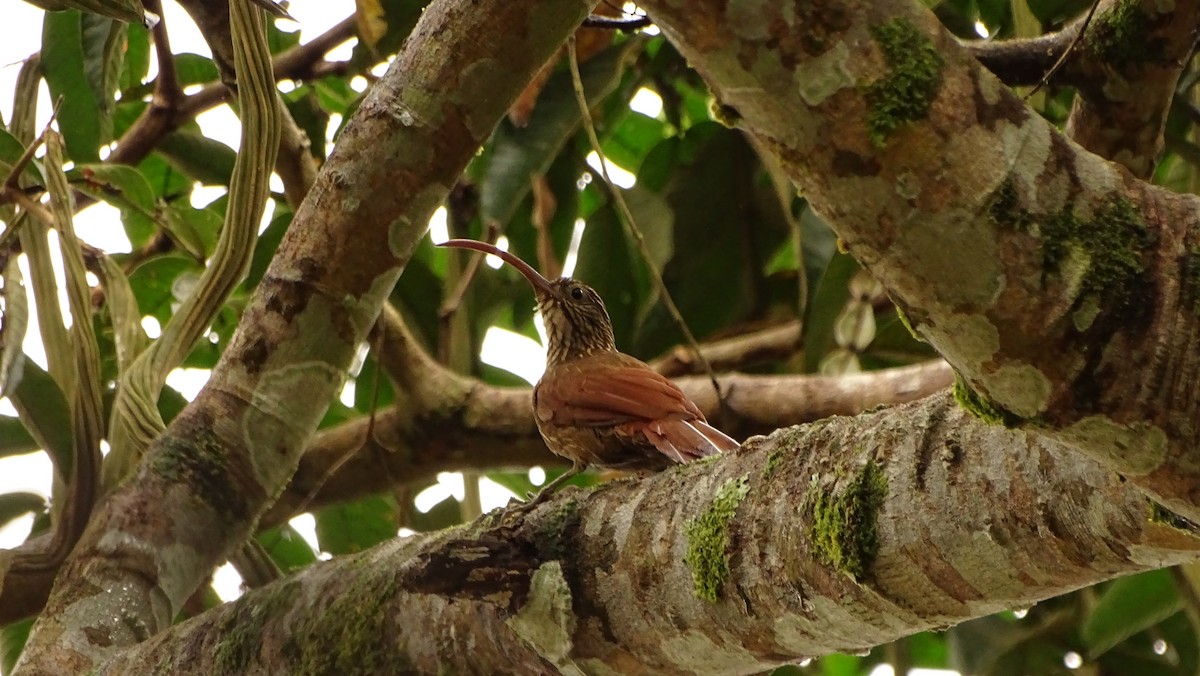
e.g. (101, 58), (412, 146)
(438, 239), (557, 298)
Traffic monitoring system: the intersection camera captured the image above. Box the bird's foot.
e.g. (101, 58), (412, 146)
(500, 466), (582, 522)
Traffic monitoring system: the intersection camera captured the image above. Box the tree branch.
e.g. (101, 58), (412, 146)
(105, 15), (357, 169)
(962, 29), (1075, 88)
(14, 0), (594, 671)
(95, 395), (1200, 672)
(635, 0), (1200, 524)
(1063, 0), (1200, 177)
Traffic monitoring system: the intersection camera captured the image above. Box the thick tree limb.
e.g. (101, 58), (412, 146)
(1063, 0), (1200, 177)
(95, 395), (1200, 673)
(14, 0), (593, 672)
(635, 0), (1200, 524)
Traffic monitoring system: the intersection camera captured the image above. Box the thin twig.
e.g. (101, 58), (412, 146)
(566, 36), (724, 403)
(2, 102), (60, 193)
(145, 0), (183, 108)
(1025, 0), (1101, 100)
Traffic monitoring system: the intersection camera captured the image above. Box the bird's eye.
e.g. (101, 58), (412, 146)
(570, 286), (585, 300)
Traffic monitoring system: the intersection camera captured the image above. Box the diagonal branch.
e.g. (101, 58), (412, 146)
(14, 1), (595, 671)
(1062, 0), (1200, 177)
(635, 0), (1200, 524)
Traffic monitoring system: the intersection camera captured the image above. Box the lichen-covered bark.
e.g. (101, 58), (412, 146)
(94, 395), (1200, 674)
(14, 0), (592, 672)
(636, 0), (1200, 522)
(1065, 0), (1200, 177)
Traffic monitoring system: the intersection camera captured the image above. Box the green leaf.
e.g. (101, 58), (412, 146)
(347, 0), (428, 59)
(631, 124), (766, 357)
(95, 254), (147, 373)
(172, 53), (220, 87)
(481, 38), (644, 227)
(255, 523), (318, 573)
(314, 494), (398, 555)
(406, 494), (463, 532)
(128, 256), (203, 324)
(118, 22), (150, 92)
(42, 10), (124, 161)
(282, 86), (329, 161)
(156, 130), (237, 185)
(601, 111), (667, 172)
(1082, 569), (1183, 659)
(0, 128), (45, 185)
(246, 210), (292, 289)
(576, 187), (672, 348)
(803, 253), (859, 373)
(0, 617), (32, 676)
(0, 416), (38, 458)
(137, 152), (193, 201)
(67, 163), (158, 246)
(6, 357), (74, 478)
(161, 203), (222, 260)
(25, 0), (144, 23)
(0, 491), (46, 530)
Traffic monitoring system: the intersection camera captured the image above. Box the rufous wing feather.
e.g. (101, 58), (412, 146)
(537, 364), (703, 426)
(535, 356), (739, 462)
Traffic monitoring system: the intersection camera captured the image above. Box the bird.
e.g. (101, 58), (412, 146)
(438, 238), (740, 510)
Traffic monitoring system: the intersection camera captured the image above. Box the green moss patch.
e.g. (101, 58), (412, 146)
(865, 19), (944, 147)
(953, 373), (1021, 427)
(684, 475), (750, 602)
(806, 461), (888, 580)
(762, 449), (785, 480)
(1086, 0), (1151, 67)
(1148, 499), (1199, 533)
(987, 180), (1153, 311)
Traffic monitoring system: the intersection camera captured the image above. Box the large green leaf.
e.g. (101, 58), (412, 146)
(314, 494), (398, 555)
(632, 124), (767, 357)
(172, 53), (220, 87)
(601, 109), (667, 172)
(156, 130), (238, 186)
(42, 10), (125, 161)
(0, 491), (46, 530)
(348, 0), (429, 62)
(1082, 569), (1183, 659)
(117, 22), (150, 92)
(0, 416), (38, 458)
(804, 253), (860, 373)
(0, 617), (32, 676)
(128, 256), (203, 324)
(6, 357), (73, 477)
(68, 163), (158, 246)
(481, 38), (643, 227)
(255, 523), (318, 573)
(0, 128), (45, 186)
(24, 0), (144, 24)
(575, 186), (672, 349)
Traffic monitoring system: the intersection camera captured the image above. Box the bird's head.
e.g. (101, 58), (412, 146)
(438, 239), (616, 364)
